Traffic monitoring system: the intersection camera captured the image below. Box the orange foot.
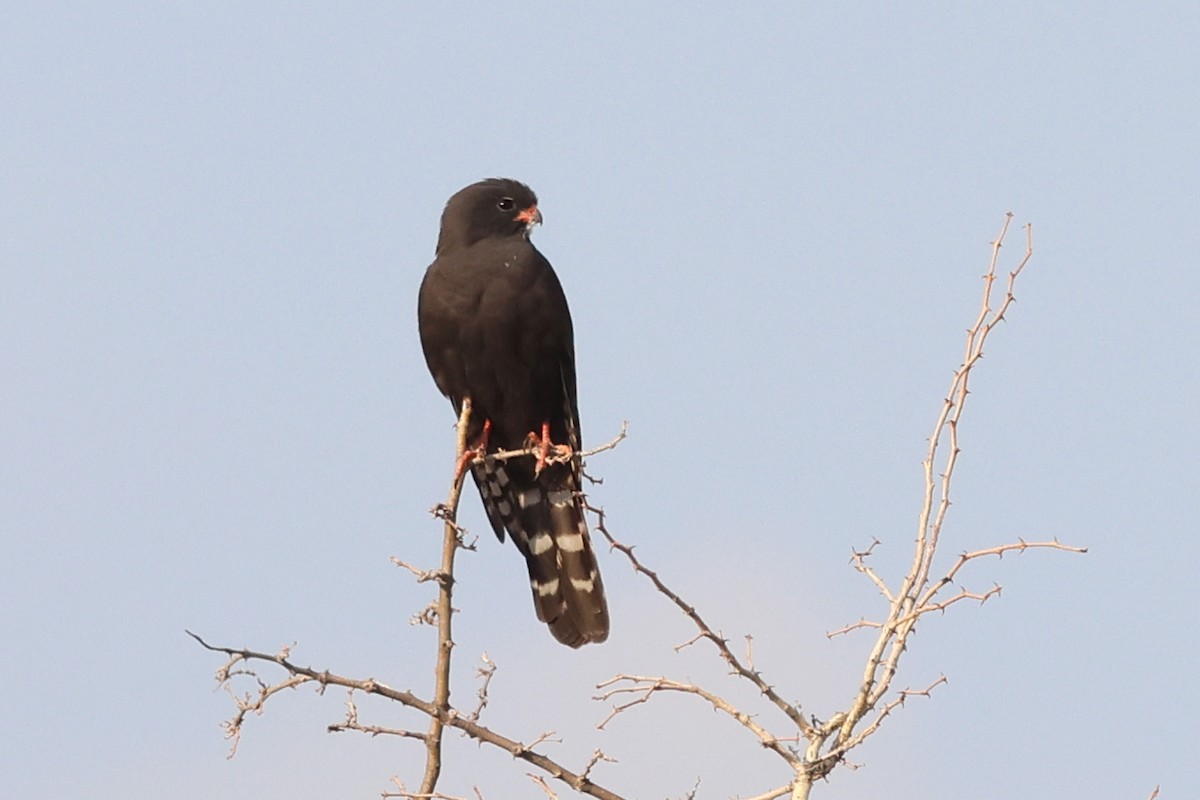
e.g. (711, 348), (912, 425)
(526, 421), (573, 476)
(454, 418), (491, 482)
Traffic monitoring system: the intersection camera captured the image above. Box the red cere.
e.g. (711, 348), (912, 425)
(515, 205), (541, 225)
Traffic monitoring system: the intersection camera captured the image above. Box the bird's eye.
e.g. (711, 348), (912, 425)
(497, 197), (515, 211)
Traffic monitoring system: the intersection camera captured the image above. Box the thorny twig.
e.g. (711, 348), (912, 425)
(589, 216), (1083, 800)
(418, 398), (476, 793)
(466, 653), (497, 723)
(328, 691), (427, 740)
(188, 631), (627, 800)
(595, 675), (796, 763)
(382, 782), (480, 800)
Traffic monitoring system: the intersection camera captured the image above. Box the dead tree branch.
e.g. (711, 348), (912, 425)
(419, 397), (475, 793)
(589, 502), (812, 740)
(591, 215), (1083, 800)
(595, 675), (796, 763)
(188, 631), (627, 800)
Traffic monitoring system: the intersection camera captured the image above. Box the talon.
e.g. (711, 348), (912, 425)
(454, 419), (492, 482)
(526, 421), (573, 476)
(537, 420), (551, 474)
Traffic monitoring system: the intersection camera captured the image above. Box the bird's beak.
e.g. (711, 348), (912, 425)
(516, 205), (543, 226)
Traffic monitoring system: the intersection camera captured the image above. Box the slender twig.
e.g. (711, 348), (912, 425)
(596, 675), (797, 764)
(476, 421), (628, 469)
(382, 785), (475, 800)
(737, 786), (794, 800)
(849, 539), (894, 602)
(529, 774), (561, 799)
(579, 750), (617, 782)
(466, 653), (497, 723)
(835, 676), (947, 751)
(328, 691), (428, 740)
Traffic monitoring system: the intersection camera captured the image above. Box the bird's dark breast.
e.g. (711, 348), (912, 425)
(418, 243), (575, 449)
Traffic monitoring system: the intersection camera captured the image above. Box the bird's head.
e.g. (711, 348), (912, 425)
(436, 178), (542, 252)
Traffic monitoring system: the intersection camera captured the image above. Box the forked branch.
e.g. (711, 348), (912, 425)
(592, 215), (1083, 800)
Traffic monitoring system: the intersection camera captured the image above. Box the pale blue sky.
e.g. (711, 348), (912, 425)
(2, 4), (1197, 799)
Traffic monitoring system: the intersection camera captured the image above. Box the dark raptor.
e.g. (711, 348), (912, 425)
(417, 178), (609, 647)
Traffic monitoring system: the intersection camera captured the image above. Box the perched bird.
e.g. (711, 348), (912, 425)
(417, 178), (609, 647)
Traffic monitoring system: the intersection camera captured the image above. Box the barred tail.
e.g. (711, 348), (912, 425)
(474, 460), (609, 647)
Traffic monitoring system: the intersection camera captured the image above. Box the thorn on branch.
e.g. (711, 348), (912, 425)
(410, 602), (439, 626)
(826, 618), (883, 638)
(849, 538), (882, 562)
(523, 730), (561, 751)
(392, 557), (442, 583)
(529, 773), (561, 799)
(672, 777), (701, 800)
(580, 749), (618, 781)
(466, 653), (497, 723)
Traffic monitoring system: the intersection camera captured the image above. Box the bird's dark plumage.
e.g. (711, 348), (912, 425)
(417, 178), (609, 647)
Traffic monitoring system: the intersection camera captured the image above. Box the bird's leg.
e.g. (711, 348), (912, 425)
(526, 421), (573, 476)
(454, 418), (491, 482)
(534, 421), (552, 475)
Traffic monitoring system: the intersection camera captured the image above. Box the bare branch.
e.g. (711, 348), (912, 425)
(825, 618), (883, 638)
(835, 676), (948, 752)
(529, 773), (560, 799)
(574, 217), (1079, 797)
(595, 674), (798, 765)
(465, 653), (497, 723)
(736, 785), (794, 800)
(673, 632), (706, 653)
(928, 539), (1088, 601)
(382, 782), (475, 800)
(476, 421), (628, 472)
(580, 750), (617, 782)
(589, 502), (812, 739)
(830, 216), (1066, 756)
(915, 585), (1002, 616)
(188, 632), (627, 800)
(581, 420), (629, 459)
(672, 777), (702, 800)
(420, 398), (476, 794)
(328, 691), (428, 741)
(849, 539), (895, 602)
(831, 540), (1084, 637)
(391, 557), (440, 583)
